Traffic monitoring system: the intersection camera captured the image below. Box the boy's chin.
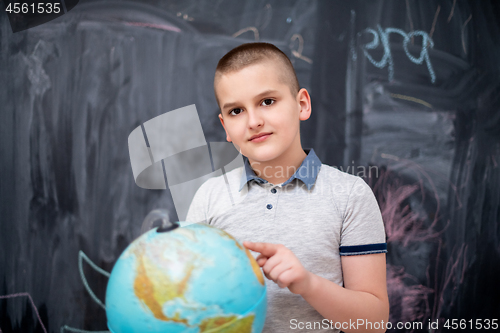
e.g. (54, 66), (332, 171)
(245, 147), (282, 163)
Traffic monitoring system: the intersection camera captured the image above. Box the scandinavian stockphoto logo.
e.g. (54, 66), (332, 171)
(128, 104), (246, 224)
(3, 0), (79, 33)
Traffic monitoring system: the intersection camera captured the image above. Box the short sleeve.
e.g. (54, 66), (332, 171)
(185, 179), (211, 225)
(339, 177), (387, 256)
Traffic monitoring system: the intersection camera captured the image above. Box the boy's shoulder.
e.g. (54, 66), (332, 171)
(318, 163), (362, 182)
(315, 163), (368, 192)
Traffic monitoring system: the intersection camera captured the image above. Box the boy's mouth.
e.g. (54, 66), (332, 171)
(249, 132), (272, 142)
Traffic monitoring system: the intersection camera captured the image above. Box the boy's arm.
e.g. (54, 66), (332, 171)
(301, 253), (389, 333)
(301, 176), (388, 332)
(244, 241), (389, 333)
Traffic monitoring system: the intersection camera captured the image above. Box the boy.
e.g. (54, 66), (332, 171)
(186, 42), (389, 333)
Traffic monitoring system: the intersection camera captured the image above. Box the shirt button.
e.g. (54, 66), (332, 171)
(266, 204), (273, 210)
(271, 188), (277, 194)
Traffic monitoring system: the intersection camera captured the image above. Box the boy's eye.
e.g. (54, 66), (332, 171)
(261, 99), (274, 106)
(229, 108), (243, 116)
(228, 99), (274, 115)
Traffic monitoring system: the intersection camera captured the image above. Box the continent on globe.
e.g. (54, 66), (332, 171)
(106, 222), (267, 333)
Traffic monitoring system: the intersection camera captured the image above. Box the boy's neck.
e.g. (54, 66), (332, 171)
(247, 147), (308, 186)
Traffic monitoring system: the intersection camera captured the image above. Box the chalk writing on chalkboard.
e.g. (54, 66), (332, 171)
(0, 293), (48, 333)
(232, 26), (259, 41)
(290, 34), (313, 64)
(78, 251), (110, 310)
(389, 93), (433, 109)
(361, 25), (436, 83)
(60, 251), (111, 333)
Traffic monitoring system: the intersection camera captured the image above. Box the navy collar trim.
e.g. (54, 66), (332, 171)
(239, 148), (322, 191)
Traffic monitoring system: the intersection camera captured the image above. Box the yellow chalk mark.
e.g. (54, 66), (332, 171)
(390, 93), (433, 109)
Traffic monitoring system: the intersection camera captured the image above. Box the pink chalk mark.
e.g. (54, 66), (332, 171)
(431, 238), (443, 324)
(369, 156), (473, 330)
(459, 245), (468, 284)
(435, 243), (466, 319)
(0, 292), (47, 333)
(123, 22), (181, 33)
(369, 157), (466, 330)
(370, 163), (446, 247)
(386, 264), (433, 330)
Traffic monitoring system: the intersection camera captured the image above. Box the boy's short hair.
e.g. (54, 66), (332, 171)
(214, 42), (300, 111)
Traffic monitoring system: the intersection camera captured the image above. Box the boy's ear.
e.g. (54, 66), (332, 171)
(297, 88), (312, 121)
(218, 113), (232, 142)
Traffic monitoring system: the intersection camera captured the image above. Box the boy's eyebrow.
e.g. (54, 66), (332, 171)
(221, 89), (280, 111)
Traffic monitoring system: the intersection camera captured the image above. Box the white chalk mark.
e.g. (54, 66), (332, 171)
(124, 22), (181, 33)
(182, 13), (194, 22)
(349, 10), (357, 61)
(78, 251), (110, 310)
(175, 11), (194, 22)
(462, 14), (472, 55)
(0, 293), (48, 333)
(232, 27), (259, 41)
(60, 325), (109, 333)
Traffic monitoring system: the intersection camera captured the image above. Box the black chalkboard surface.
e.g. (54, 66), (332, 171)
(1, 0), (499, 332)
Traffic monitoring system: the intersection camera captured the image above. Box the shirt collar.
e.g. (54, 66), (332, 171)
(239, 148), (322, 191)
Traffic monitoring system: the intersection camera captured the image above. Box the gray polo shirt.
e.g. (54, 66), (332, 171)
(186, 148), (387, 333)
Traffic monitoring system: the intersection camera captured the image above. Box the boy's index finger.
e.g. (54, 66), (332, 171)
(243, 241), (279, 257)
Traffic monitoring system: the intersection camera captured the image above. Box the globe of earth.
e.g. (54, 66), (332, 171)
(105, 222), (267, 333)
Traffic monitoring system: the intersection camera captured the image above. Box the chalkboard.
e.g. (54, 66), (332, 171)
(1, 0), (499, 332)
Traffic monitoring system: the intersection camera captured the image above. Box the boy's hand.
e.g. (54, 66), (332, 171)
(243, 241), (313, 296)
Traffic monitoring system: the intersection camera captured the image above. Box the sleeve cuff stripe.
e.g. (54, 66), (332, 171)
(339, 243), (387, 256)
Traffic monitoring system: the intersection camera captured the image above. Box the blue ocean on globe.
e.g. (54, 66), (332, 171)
(105, 222), (267, 333)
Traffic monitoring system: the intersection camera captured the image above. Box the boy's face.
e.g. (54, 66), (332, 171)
(216, 61), (310, 164)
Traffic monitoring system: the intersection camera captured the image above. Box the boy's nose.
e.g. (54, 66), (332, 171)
(247, 109), (264, 129)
